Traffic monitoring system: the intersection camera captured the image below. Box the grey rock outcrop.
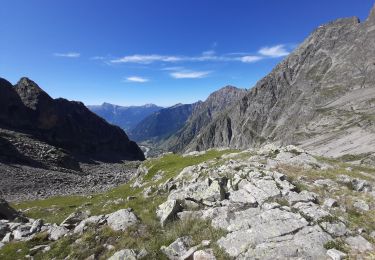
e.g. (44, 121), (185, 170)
(187, 7), (375, 157)
(106, 208), (139, 231)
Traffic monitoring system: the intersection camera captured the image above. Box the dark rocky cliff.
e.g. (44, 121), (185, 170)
(0, 77), (145, 166)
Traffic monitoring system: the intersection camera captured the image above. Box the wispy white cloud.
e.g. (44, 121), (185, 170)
(170, 70), (211, 79)
(161, 66), (185, 71)
(54, 52), (81, 58)
(112, 55), (181, 64)
(125, 76), (149, 83)
(258, 45), (289, 57)
(109, 44), (291, 65)
(240, 56), (263, 63)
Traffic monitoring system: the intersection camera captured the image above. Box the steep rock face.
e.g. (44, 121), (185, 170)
(0, 77), (144, 163)
(130, 102), (200, 141)
(190, 8), (375, 156)
(0, 78), (31, 128)
(163, 86), (247, 152)
(88, 103), (163, 131)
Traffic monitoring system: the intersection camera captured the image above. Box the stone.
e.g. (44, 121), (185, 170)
(326, 248), (347, 260)
(238, 179), (279, 205)
(13, 225), (32, 240)
(106, 209), (139, 231)
(320, 222), (348, 237)
(160, 236), (193, 260)
(1, 232), (12, 243)
(293, 202), (331, 221)
(323, 198), (338, 208)
(0, 242), (4, 249)
(217, 208), (310, 257)
(228, 189), (257, 207)
(286, 190), (318, 205)
(239, 225), (331, 259)
(217, 230), (254, 257)
(74, 215), (107, 234)
(353, 200), (370, 211)
(156, 200), (183, 227)
(168, 178), (226, 203)
(48, 225), (68, 241)
(193, 249), (216, 260)
(352, 179), (372, 192)
(29, 219), (43, 234)
(345, 235), (374, 252)
(61, 211), (89, 229)
(108, 249), (138, 260)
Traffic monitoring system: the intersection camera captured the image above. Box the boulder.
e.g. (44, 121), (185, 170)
(156, 199), (183, 227)
(106, 209), (139, 231)
(1, 232), (12, 243)
(61, 211), (89, 229)
(239, 225), (331, 259)
(319, 222), (348, 237)
(326, 248), (347, 260)
(353, 200), (370, 211)
(286, 191), (318, 205)
(48, 225), (69, 241)
(345, 235), (374, 252)
(323, 198), (338, 208)
(293, 202), (331, 221)
(160, 236), (193, 260)
(108, 249), (138, 260)
(74, 215), (107, 234)
(30, 219), (43, 234)
(193, 249), (216, 260)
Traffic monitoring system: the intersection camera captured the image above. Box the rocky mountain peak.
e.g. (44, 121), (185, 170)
(367, 3), (375, 23)
(15, 77), (53, 110)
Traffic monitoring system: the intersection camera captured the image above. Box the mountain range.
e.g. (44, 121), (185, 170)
(114, 6), (375, 158)
(87, 103), (163, 131)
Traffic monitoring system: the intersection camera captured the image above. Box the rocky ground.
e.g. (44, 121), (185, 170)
(0, 145), (374, 259)
(0, 128), (140, 202)
(0, 161), (139, 202)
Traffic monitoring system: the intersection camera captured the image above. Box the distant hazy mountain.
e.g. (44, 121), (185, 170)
(88, 103), (163, 131)
(129, 102), (201, 142)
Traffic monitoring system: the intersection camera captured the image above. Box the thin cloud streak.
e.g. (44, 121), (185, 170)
(240, 56), (263, 63)
(170, 70), (211, 79)
(54, 52), (81, 58)
(125, 76), (149, 83)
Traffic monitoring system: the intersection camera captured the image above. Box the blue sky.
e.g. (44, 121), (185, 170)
(1, 0), (374, 106)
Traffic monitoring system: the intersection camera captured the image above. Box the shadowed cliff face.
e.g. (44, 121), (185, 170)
(189, 6), (375, 157)
(0, 77), (144, 164)
(161, 86), (247, 152)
